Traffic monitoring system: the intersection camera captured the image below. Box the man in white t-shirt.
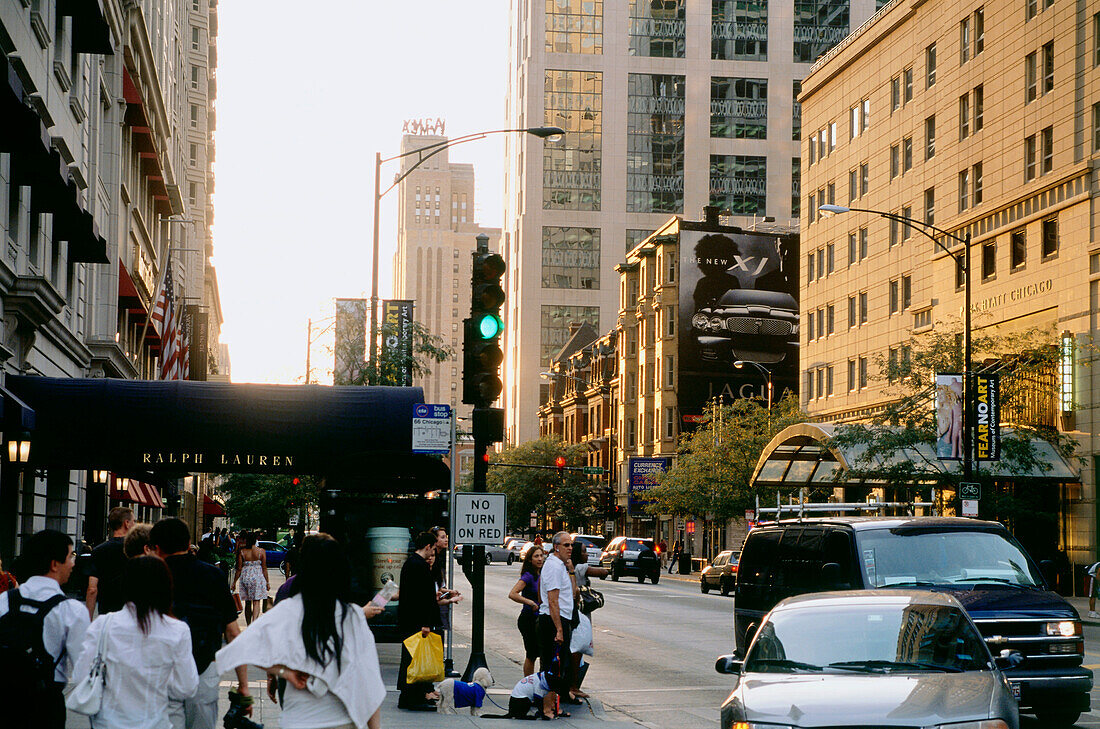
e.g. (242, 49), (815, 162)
(538, 531), (577, 716)
(1087, 561), (1100, 618)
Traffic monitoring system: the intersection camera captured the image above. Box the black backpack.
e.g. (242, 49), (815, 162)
(0, 591), (71, 704)
(173, 596), (225, 674)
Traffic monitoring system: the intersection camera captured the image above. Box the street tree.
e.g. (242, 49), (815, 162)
(331, 318), (452, 387)
(645, 393), (808, 521)
(484, 436), (595, 532)
(217, 474), (321, 534)
(825, 320), (1080, 542)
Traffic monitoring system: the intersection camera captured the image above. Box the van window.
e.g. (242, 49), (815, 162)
(739, 530), (781, 584)
(822, 530), (856, 588)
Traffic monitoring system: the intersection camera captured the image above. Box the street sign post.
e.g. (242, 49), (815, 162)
(454, 493), (507, 545)
(959, 482), (980, 500)
(412, 404), (452, 454)
(961, 499), (979, 517)
(582, 466), (605, 475)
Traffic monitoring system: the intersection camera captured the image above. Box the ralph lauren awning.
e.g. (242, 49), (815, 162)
(6, 377), (440, 486)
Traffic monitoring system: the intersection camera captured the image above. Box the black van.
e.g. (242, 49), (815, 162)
(733, 517), (1092, 726)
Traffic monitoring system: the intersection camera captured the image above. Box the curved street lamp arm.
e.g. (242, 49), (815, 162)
(827, 205), (968, 264)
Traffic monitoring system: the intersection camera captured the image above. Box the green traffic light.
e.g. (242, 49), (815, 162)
(477, 314), (503, 339)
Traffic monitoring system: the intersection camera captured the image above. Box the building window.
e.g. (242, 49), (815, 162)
(665, 354), (674, 386)
(859, 356), (868, 388)
(860, 162), (868, 196)
(190, 65), (200, 90)
(808, 252), (816, 283)
(847, 233), (856, 267)
(542, 227), (601, 289)
(808, 310), (816, 340)
(849, 104), (859, 139)
(1093, 102), (1100, 151)
(890, 144), (899, 179)
(901, 205), (912, 240)
(889, 279), (899, 314)
(915, 309), (932, 328)
(793, 0), (850, 64)
(544, 70), (602, 210)
(827, 303), (835, 334)
(891, 77), (900, 112)
(710, 155), (767, 214)
(924, 188), (935, 225)
(902, 275), (911, 309)
(792, 82), (802, 140)
(859, 226), (868, 260)
(540, 305), (600, 365)
(1011, 228), (1027, 269)
(1025, 52), (1037, 102)
(191, 27), (201, 51)
(859, 291), (868, 324)
(847, 295), (856, 328)
(1042, 41), (1054, 94)
(711, 78), (768, 138)
(1025, 134), (1037, 180)
(861, 98), (870, 131)
(847, 359), (856, 391)
(826, 366), (834, 396)
(972, 162), (983, 204)
(890, 217), (899, 247)
(1041, 125), (1053, 174)
(925, 115), (936, 159)
(1095, 13), (1100, 66)
(903, 66), (913, 103)
(982, 241), (996, 280)
(546, 0), (603, 53)
(926, 43), (937, 87)
(1027, 0), (1038, 19)
(630, 0), (685, 57)
(902, 137), (912, 172)
(626, 229), (655, 253)
(1042, 217), (1058, 258)
(629, 74), (685, 213)
(959, 93), (969, 140)
(973, 85), (983, 131)
(665, 407), (676, 439)
(791, 159), (800, 217)
(974, 7), (984, 55)
(958, 169), (970, 211)
(628, 418), (636, 448)
(848, 169), (857, 202)
(190, 104), (199, 128)
(713, 0), (768, 61)
(955, 256), (966, 289)
(826, 242), (835, 273)
(959, 17), (970, 64)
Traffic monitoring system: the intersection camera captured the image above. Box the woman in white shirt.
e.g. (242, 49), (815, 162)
(217, 534), (385, 729)
(72, 555), (199, 729)
(567, 541), (608, 703)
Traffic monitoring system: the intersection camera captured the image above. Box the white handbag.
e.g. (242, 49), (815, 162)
(66, 612), (112, 715)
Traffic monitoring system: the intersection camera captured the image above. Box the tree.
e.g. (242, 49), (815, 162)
(332, 318), (453, 387)
(217, 474), (321, 534)
(645, 393), (808, 520)
(825, 321), (1080, 528)
(484, 436), (595, 531)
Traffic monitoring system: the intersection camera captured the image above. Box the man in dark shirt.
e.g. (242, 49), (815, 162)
(397, 531), (443, 710)
(84, 506), (134, 617)
(151, 518), (250, 729)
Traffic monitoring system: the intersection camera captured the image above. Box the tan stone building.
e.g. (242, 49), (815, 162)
(799, 0), (1098, 562)
(391, 134), (500, 417)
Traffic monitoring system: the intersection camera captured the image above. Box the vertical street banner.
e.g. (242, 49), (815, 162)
(383, 300), (415, 386)
(975, 373), (1000, 461)
(334, 298), (367, 385)
(185, 305), (209, 381)
(677, 223), (799, 422)
(935, 373), (964, 460)
(627, 456), (671, 517)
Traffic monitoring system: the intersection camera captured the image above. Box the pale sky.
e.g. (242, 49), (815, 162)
(213, 2), (510, 384)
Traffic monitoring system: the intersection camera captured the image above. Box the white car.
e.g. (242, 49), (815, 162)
(571, 534), (607, 565)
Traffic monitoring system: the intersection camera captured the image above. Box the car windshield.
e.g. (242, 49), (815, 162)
(856, 528), (1043, 588)
(745, 603), (990, 674)
(576, 536), (606, 549)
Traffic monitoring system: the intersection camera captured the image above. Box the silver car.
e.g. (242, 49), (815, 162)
(716, 590), (1020, 729)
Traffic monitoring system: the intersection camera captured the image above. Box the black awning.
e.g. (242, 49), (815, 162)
(6, 377), (436, 482)
(1, 387), (36, 431)
(58, 0), (114, 55)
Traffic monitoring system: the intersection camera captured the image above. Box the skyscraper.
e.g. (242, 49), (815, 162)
(502, 0), (873, 444)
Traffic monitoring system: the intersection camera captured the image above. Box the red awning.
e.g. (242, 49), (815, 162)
(145, 483), (164, 509)
(108, 473), (140, 504)
(203, 494), (226, 516)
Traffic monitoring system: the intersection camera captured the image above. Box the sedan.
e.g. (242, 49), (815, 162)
(715, 590), (1021, 729)
(257, 540), (287, 569)
(453, 543), (515, 566)
(700, 550), (739, 595)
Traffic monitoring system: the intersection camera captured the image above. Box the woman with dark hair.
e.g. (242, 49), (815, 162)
(216, 533), (385, 729)
(566, 540), (608, 703)
(231, 531), (269, 625)
(508, 544), (545, 676)
(71, 555), (199, 728)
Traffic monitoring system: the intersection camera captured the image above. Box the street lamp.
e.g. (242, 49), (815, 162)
(5, 432), (30, 463)
(369, 126), (565, 382)
(818, 203), (973, 482)
(734, 360), (773, 412)
(538, 370), (610, 393)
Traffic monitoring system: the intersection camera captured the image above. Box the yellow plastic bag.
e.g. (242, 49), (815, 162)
(403, 631), (444, 684)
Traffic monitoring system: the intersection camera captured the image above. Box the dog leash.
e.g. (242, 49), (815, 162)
(484, 694), (510, 711)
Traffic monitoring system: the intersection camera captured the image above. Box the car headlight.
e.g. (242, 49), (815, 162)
(1045, 620), (1081, 637)
(936, 721), (1010, 729)
(709, 316), (725, 331)
(692, 314), (710, 330)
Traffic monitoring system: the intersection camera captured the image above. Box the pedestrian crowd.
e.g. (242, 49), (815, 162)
(0, 508), (385, 729)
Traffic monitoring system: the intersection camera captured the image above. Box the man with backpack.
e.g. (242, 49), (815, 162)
(85, 506), (134, 617)
(0, 529), (90, 729)
(151, 517), (251, 729)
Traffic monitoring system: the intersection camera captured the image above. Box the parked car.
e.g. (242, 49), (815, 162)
(454, 543), (515, 566)
(571, 534), (607, 565)
(599, 537), (660, 583)
(733, 517), (1091, 726)
(715, 590), (1021, 729)
(700, 550), (739, 595)
(504, 537), (525, 558)
(257, 540), (287, 569)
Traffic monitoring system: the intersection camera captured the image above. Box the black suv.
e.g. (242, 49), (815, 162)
(599, 537), (660, 583)
(733, 517), (1092, 726)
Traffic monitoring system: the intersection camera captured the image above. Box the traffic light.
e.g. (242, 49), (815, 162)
(555, 456), (566, 476)
(463, 237), (506, 408)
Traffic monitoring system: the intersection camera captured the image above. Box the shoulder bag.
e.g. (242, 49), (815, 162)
(577, 585), (604, 614)
(66, 612), (112, 715)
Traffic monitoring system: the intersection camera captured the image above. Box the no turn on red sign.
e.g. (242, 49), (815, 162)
(455, 493), (507, 545)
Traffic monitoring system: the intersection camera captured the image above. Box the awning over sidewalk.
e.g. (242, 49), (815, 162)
(203, 494), (226, 516)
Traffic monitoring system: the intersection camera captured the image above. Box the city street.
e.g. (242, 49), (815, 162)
(450, 562), (1100, 729)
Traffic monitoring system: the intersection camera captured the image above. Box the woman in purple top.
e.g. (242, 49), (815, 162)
(508, 545), (545, 676)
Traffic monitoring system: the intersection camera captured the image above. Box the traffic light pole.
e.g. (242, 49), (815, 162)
(463, 435), (489, 681)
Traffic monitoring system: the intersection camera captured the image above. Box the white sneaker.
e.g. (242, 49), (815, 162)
(1088, 611), (1098, 618)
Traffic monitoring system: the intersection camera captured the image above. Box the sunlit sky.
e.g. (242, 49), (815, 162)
(213, 2), (510, 384)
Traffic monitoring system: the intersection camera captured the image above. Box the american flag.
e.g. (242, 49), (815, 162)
(151, 260), (187, 380)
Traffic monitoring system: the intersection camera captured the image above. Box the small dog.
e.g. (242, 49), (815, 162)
(435, 667), (494, 716)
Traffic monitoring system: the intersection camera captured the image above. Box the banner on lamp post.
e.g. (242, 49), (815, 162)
(935, 373), (964, 460)
(974, 373), (1000, 462)
(383, 299), (414, 387)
